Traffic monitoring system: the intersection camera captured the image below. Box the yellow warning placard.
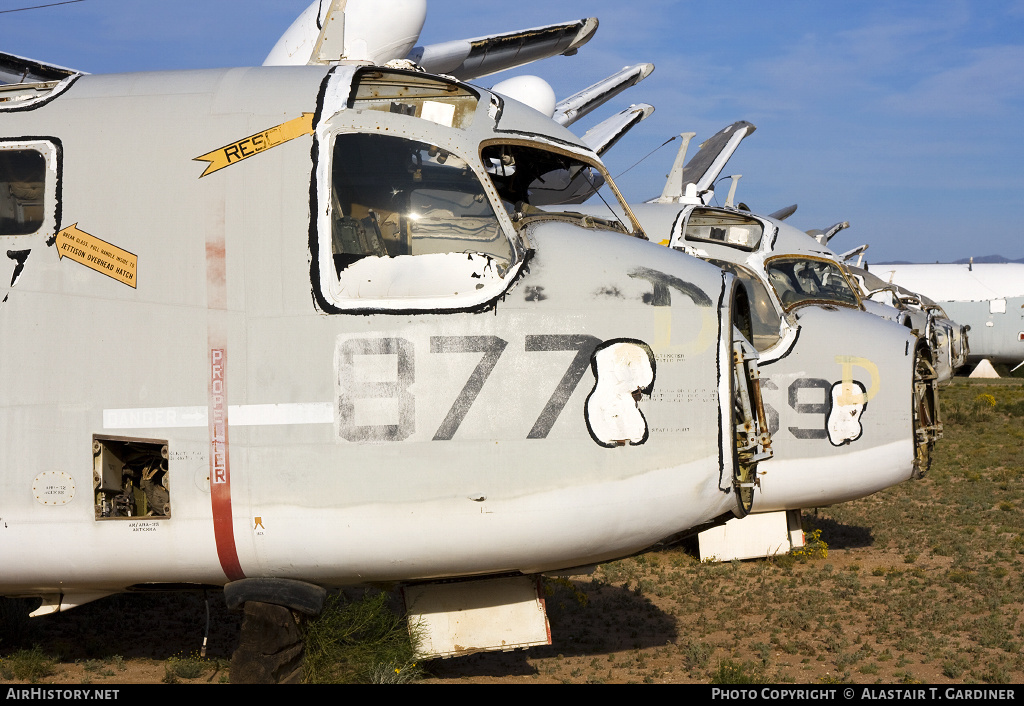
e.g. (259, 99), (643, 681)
(194, 113), (315, 178)
(56, 224), (137, 288)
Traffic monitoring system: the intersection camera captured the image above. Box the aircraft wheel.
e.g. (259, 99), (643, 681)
(229, 601), (306, 684)
(912, 344), (940, 479)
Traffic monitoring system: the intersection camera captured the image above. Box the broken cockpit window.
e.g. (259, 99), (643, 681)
(318, 131), (519, 311)
(0, 149), (45, 235)
(480, 142), (638, 236)
(766, 257), (861, 312)
(684, 209), (763, 251)
(331, 132), (511, 274)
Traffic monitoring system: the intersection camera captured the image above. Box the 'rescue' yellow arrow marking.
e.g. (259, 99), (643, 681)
(194, 113), (316, 178)
(56, 224), (137, 288)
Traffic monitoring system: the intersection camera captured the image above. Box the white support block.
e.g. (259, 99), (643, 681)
(405, 576), (551, 659)
(698, 510), (801, 562)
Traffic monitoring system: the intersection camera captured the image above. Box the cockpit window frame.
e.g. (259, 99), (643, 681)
(311, 124), (528, 315)
(764, 254), (864, 314)
(704, 258), (784, 353)
(348, 68), (481, 131)
(682, 207), (764, 252)
(478, 138), (646, 239)
(0, 138), (60, 240)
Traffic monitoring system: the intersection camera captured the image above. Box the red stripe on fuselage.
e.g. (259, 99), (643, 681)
(210, 347), (244, 581)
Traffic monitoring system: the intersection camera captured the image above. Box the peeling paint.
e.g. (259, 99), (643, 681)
(594, 285), (623, 299)
(835, 355), (880, 403)
(827, 380), (867, 446)
(6, 249), (28, 286)
(585, 340), (655, 447)
(334, 252), (505, 301)
(524, 285), (546, 301)
(628, 266), (713, 308)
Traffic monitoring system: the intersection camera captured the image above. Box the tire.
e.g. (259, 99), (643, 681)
(229, 601), (305, 684)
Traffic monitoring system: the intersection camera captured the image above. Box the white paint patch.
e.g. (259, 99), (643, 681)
(826, 381), (866, 446)
(103, 403), (334, 430)
(421, 100), (456, 127)
(585, 342), (654, 446)
(335, 252), (503, 301)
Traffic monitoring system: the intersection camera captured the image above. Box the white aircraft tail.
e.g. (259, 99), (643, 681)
(806, 221), (850, 246)
(409, 18), (599, 80)
(652, 121), (756, 205)
(768, 204), (798, 221)
(264, 0), (427, 67)
(265, 0), (599, 81)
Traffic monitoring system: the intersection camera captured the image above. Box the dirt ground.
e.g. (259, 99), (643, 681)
(1, 528), (1016, 685)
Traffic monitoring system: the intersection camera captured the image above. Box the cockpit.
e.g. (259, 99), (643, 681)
(765, 257), (861, 311)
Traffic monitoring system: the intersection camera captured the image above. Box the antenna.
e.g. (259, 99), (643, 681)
(0, 1), (86, 14)
(724, 175), (742, 208)
(659, 133), (695, 202)
(313, 0), (348, 64)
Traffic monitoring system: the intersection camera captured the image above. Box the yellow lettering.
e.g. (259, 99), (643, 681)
(835, 355), (880, 404)
(194, 113), (315, 178)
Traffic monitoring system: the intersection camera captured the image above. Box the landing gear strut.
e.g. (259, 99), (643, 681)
(912, 344), (941, 479)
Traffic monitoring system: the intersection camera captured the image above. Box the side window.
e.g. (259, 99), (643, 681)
(0, 148), (46, 235)
(314, 131), (520, 312)
(684, 209), (763, 251)
(708, 259), (783, 352)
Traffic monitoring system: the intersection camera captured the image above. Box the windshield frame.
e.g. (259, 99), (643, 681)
(478, 138), (646, 239)
(704, 258), (784, 352)
(764, 255), (864, 313)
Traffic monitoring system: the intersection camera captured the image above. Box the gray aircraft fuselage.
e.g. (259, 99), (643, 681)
(0, 66), (762, 608)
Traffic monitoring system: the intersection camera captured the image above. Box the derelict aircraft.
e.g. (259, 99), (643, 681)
(317, 0), (950, 559)
(870, 262), (1024, 372)
(481, 55), (943, 512)
(462, 36), (941, 555)
(582, 126), (940, 514)
(560, 117), (944, 557)
(0, 0), (774, 676)
(842, 260), (970, 383)
(788, 218), (970, 384)
(435, 9), (946, 508)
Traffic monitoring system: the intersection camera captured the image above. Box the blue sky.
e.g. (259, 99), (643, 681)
(3, 0), (1022, 263)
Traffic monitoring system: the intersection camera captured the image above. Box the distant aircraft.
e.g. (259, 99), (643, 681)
(872, 263), (1024, 371)
(0, 17), (775, 680)
(843, 262), (970, 382)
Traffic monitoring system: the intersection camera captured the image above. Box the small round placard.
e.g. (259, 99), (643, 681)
(33, 471), (75, 506)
